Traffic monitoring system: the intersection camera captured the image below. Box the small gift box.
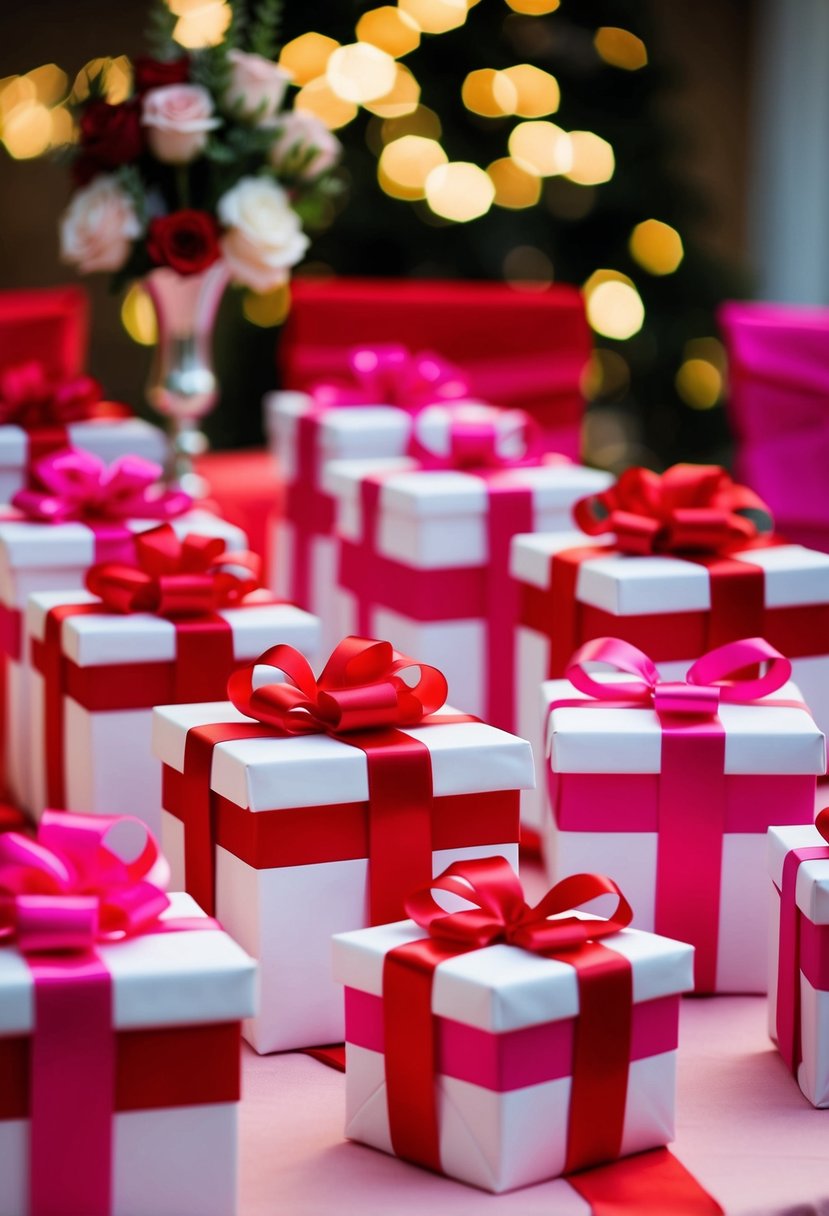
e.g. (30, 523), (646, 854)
(152, 637), (534, 1053)
(0, 450), (245, 812)
(26, 524), (319, 832)
(542, 637), (826, 994)
(0, 812), (256, 1216)
(332, 858), (694, 1193)
(0, 359), (167, 503)
(323, 408), (610, 734)
(768, 811), (829, 1107)
(511, 464), (829, 833)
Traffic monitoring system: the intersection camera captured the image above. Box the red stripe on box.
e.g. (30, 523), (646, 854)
(799, 917), (829, 992)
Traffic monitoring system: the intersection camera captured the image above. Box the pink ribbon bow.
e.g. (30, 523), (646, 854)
(0, 810), (171, 954)
(11, 450), (192, 523)
(407, 404), (547, 471)
(310, 343), (473, 412)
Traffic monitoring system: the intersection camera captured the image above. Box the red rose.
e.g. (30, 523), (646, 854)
(147, 210), (221, 276)
(133, 57), (189, 94)
(79, 100), (143, 168)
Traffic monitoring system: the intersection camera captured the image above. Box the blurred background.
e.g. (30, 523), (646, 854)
(0, 0), (821, 468)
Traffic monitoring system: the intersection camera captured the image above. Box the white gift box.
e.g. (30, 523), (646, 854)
(332, 914), (694, 1193)
(0, 417), (168, 504)
(0, 510), (246, 812)
(153, 701), (534, 1053)
(26, 591), (319, 832)
(323, 459), (610, 733)
(511, 530), (829, 834)
(0, 892), (256, 1216)
(768, 823), (829, 1107)
(541, 671), (825, 993)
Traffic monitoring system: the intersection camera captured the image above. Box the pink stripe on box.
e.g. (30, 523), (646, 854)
(800, 917), (829, 991)
(551, 772), (816, 834)
(344, 988), (680, 1093)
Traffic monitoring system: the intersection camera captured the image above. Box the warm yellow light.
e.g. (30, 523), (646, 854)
(399, 0), (469, 34)
(279, 33), (340, 86)
(2, 101), (53, 159)
(581, 348), (631, 400)
(243, 284), (292, 328)
(364, 64), (420, 118)
(425, 161), (495, 222)
(461, 69), (517, 118)
(509, 120), (571, 176)
(594, 27), (648, 71)
(676, 359), (722, 409)
(357, 7), (420, 57)
(121, 284), (158, 347)
(25, 64), (68, 106)
(505, 0), (560, 12)
(381, 105), (442, 144)
(327, 43), (397, 104)
(48, 105), (76, 147)
(629, 218), (684, 275)
(500, 65), (559, 117)
(684, 336), (726, 370)
(585, 279), (644, 341)
(104, 55), (132, 104)
(503, 244), (554, 289)
(583, 268), (634, 294)
(0, 77), (36, 119)
(487, 157), (541, 208)
(294, 77), (357, 130)
(173, 1), (232, 49)
(378, 134), (446, 198)
(565, 130), (615, 186)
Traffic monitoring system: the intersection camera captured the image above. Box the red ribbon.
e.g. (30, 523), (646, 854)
(382, 857), (635, 1176)
(552, 635), (794, 992)
(775, 806), (829, 1076)
(12, 449), (191, 524)
(179, 637), (469, 922)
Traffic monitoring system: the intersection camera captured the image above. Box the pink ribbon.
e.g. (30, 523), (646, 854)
(406, 404), (547, 471)
(12, 449), (191, 525)
(309, 343), (473, 412)
(555, 636), (793, 991)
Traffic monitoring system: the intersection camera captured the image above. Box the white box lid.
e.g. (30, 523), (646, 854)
(768, 824), (829, 924)
(333, 914), (694, 1033)
(542, 672), (826, 776)
(265, 390), (413, 474)
(153, 701), (535, 811)
(0, 417), (168, 473)
(0, 892), (257, 1035)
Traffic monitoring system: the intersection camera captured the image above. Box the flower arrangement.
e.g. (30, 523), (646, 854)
(59, 0), (343, 292)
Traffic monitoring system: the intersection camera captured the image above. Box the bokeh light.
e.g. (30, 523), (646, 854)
(172, 1), (232, 49)
(487, 157), (541, 208)
(583, 270), (644, 340)
(503, 244), (554, 289)
(26, 64), (67, 106)
(505, 0), (560, 12)
(363, 64), (420, 118)
(461, 69), (517, 117)
(676, 358), (722, 409)
(356, 7), (421, 58)
(399, 0), (469, 35)
(2, 100), (52, 159)
(629, 218), (684, 275)
(279, 33), (340, 86)
(295, 76), (357, 130)
(379, 134), (447, 199)
(243, 284), (292, 328)
(582, 348), (631, 401)
(121, 284), (158, 347)
(327, 42), (397, 104)
(509, 121), (572, 176)
(565, 131), (614, 185)
(72, 57), (132, 104)
(425, 161), (495, 222)
(500, 65), (559, 117)
(381, 105), (442, 144)
(594, 27), (648, 71)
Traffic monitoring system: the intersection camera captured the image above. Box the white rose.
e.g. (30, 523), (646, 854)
(268, 111), (341, 180)
(141, 84), (220, 164)
(218, 176), (310, 292)
(226, 50), (292, 123)
(59, 175), (142, 274)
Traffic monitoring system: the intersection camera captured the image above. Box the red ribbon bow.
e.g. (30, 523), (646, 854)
(0, 810), (171, 955)
(406, 403), (547, 471)
(86, 523), (261, 617)
(228, 635), (448, 736)
(0, 361), (119, 429)
(574, 464), (774, 555)
(310, 343), (473, 413)
(12, 450), (192, 523)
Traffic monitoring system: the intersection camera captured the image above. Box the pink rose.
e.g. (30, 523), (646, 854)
(226, 50), (292, 123)
(59, 175), (142, 274)
(141, 84), (220, 164)
(268, 111), (341, 180)
(218, 177), (309, 292)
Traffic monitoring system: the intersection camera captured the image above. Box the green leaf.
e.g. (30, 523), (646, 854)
(144, 0), (179, 62)
(248, 0), (284, 59)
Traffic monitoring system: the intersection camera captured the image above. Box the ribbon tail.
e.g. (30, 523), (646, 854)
(568, 1147), (724, 1214)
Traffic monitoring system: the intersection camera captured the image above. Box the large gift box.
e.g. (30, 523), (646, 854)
(0, 451), (246, 811)
(768, 812), (829, 1107)
(332, 859), (694, 1193)
(0, 285), (87, 382)
(152, 638), (534, 1053)
(542, 638), (826, 994)
(0, 812), (256, 1216)
(26, 525), (319, 832)
(324, 417), (610, 732)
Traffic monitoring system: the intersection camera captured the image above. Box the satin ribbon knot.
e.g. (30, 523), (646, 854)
(310, 343), (473, 413)
(228, 636), (448, 736)
(0, 810), (171, 955)
(574, 464), (774, 555)
(86, 523), (261, 617)
(407, 403), (548, 472)
(566, 635), (791, 716)
(0, 360), (114, 430)
(12, 450), (192, 523)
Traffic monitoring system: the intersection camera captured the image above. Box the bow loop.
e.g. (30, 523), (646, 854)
(574, 464), (774, 555)
(13, 452), (192, 525)
(407, 403), (547, 472)
(0, 360), (108, 429)
(310, 344), (473, 413)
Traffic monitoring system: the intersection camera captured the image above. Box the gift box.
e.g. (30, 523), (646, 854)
(768, 813), (829, 1107)
(323, 422), (610, 733)
(0, 285), (87, 381)
(25, 526), (319, 832)
(152, 638), (534, 1053)
(0, 812), (256, 1216)
(0, 453), (246, 812)
(332, 858), (694, 1193)
(511, 466), (829, 833)
(541, 637), (826, 994)
(719, 300), (829, 552)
